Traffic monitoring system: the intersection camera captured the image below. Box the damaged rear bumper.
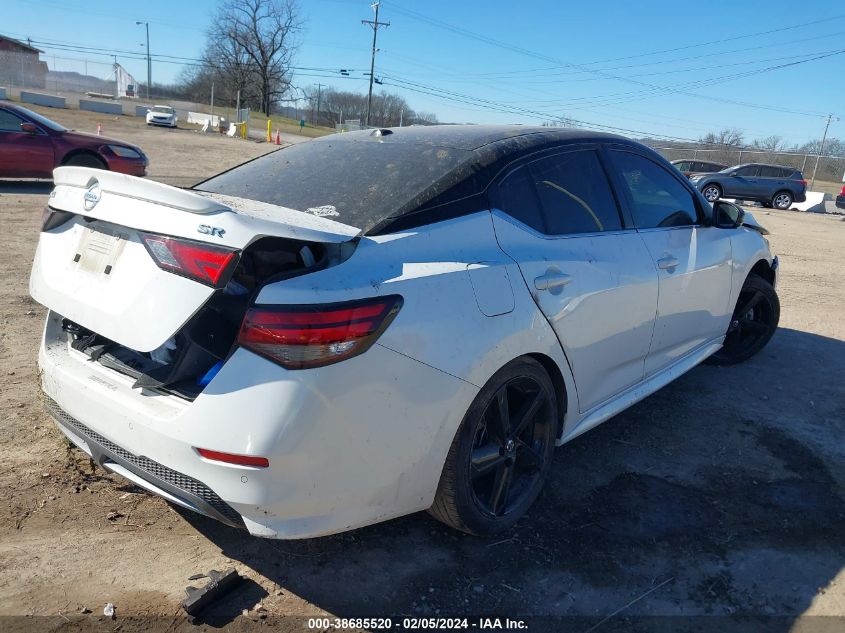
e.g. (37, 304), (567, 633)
(38, 309), (478, 539)
(46, 397), (244, 529)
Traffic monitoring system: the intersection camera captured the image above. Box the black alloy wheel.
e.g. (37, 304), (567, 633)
(430, 358), (557, 535)
(708, 273), (780, 365)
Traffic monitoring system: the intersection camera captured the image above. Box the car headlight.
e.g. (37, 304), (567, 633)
(108, 145), (142, 158)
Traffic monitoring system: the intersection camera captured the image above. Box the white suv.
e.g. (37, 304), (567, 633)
(30, 126), (779, 538)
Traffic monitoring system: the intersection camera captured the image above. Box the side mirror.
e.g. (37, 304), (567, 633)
(729, 172), (739, 177)
(713, 200), (744, 229)
(20, 122), (38, 134)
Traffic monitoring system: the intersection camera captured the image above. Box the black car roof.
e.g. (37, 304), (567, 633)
(198, 124), (656, 236)
(316, 124), (627, 152)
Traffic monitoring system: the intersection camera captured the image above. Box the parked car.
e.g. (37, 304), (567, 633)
(31, 126), (779, 538)
(0, 102), (147, 178)
(837, 184), (845, 210)
(691, 163), (806, 209)
(671, 159), (726, 177)
(146, 105), (177, 128)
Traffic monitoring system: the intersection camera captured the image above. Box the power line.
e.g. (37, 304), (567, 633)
(380, 2), (839, 119)
(473, 30), (845, 80)
(580, 14), (845, 65)
(381, 74), (704, 143)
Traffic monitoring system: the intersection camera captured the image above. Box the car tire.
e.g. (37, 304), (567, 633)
(63, 154), (107, 170)
(429, 357), (558, 536)
(772, 191), (793, 210)
(702, 184), (722, 203)
(706, 273), (779, 366)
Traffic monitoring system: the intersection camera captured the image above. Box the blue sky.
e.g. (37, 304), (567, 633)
(3, 0), (844, 145)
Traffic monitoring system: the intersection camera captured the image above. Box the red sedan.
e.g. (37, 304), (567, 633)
(0, 102), (148, 178)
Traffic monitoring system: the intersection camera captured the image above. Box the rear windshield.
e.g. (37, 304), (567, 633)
(195, 138), (475, 233)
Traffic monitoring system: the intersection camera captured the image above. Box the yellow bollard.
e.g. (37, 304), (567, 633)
(266, 119), (271, 142)
(241, 122), (247, 140)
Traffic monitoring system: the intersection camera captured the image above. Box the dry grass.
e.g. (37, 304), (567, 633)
(810, 180), (844, 197)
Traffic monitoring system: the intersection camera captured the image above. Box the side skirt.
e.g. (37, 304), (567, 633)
(556, 338), (723, 446)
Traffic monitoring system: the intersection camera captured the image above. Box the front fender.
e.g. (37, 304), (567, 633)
(730, 229), (776, 308)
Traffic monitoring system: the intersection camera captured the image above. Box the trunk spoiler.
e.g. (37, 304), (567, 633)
(50, 166), (362, 245)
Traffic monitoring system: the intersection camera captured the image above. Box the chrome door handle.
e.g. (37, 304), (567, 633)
(534, 272), (572, 291)
(657, 256), (679, 270)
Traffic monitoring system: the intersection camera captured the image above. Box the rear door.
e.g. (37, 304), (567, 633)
(30, 166), (360, 352)
(491, 147), (659, 413)
(607, 148), (733, 376)
(757, 165), (796, 199)
(0, 108), (54, 178)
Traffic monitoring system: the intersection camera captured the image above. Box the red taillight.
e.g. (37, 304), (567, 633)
(238, 295), (403, 369)
(799, 179), (807, 187)
(140, 233), (238, 288)
(196, 448), (269, 468)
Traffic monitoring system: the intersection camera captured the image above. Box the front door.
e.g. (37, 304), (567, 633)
(608, 148), (734, 376)
(490, 147), (659, 413)
(724, 164), (760, 199)
(0, 109), (54, 178)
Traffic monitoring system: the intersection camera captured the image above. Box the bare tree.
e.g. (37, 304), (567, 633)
(316, 88), (420, 127)
(699, 128), (745, 148)
(412, 111), (439, 125)
(200, 0), (303, 115)
(752, 135), (785, 151)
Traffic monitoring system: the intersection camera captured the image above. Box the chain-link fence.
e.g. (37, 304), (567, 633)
(1, 49), (126, 97)
(651, 146), (845, 187)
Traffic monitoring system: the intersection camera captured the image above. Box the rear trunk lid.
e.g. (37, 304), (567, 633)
(30, 166), (360, 352)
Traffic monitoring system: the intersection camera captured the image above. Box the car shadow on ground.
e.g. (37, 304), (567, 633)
(179, 327), (845, 629)
(0, 180), (53, 195)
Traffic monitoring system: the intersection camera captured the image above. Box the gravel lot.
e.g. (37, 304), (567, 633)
(1, 110), (844, 631)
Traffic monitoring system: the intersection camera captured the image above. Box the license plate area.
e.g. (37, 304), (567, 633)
(74, 225), (129, 276)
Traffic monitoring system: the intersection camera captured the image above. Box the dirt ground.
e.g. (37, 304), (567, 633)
(1, 109), (845, 632)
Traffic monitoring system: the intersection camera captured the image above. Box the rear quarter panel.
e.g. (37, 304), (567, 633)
(255, 211), (579, 423)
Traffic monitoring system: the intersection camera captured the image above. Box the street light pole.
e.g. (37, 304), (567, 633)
(136, 21), (150, 100)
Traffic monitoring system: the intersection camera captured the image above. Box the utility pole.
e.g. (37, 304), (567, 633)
(362, 2), (389, 127)
(316, 83), (323, 127)
(136, 21), (150, 100)
(810, 113), (838, 189)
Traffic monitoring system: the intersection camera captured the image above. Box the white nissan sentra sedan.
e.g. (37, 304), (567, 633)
(30, 126), (779, 538)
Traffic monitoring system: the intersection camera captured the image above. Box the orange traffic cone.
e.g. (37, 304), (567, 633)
(274, 130), (281, 145)
(96, 123), (102, 136)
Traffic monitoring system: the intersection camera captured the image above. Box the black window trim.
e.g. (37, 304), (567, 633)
(603, 144), (708, 231)
(0, 108), (48, 136)
(488, 143), (630, 238)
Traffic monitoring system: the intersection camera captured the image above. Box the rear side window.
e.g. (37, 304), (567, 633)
(674, 161), (690, 172)
(495, 166), (545, 232)
(494, 150), (622, 235)
(529, 151), (622, 234)
(610, 150), (698, 229)
(759, 166), (784, 178)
